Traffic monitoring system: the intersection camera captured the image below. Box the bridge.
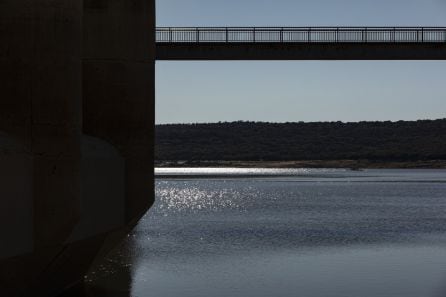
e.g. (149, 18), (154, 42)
(156, 27), (446, 60)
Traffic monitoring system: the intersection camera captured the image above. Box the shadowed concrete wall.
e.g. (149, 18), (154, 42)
(0, 0), (82, 250)
(83, 0), (155, 224)
(0, 0), (82, 295)
(0, 0), (155, 295)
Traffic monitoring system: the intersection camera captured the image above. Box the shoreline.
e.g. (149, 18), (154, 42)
(155, 160), (446, 169)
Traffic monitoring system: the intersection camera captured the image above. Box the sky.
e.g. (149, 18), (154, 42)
(155, 0), (446, 124)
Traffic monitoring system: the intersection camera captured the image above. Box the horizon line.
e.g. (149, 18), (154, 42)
(156, 117), (446, 125)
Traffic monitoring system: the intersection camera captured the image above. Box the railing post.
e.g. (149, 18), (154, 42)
(280, 27), (283, 42)
(336, 27), (339, 42)
(308, 28), (311, 42)
(253, 27), (256, 42)
(196, 28), (199, 43)
(169, 27), (172, 42)
(226, 27), (228, 42)
(421, 27), (424, 42)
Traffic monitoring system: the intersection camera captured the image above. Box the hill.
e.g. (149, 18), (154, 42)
(155, 120), (446, 166)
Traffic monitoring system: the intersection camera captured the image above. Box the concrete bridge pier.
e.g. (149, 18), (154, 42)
(83, 0), (155, 225)
(80, 0), (156, 280)
(0, 0), (83, 295)
(0, 0), (155, 295)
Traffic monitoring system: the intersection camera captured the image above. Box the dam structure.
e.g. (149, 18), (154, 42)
(0, 0), (155, 296)
(0, 2), (445, 295)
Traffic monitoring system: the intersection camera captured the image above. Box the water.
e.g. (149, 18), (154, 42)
(93, 169), (446, 297)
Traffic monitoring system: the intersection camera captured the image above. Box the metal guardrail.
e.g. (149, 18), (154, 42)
(156, 27), (446, 43)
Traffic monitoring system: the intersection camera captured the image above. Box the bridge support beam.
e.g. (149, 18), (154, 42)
(157, 42), (446, 60)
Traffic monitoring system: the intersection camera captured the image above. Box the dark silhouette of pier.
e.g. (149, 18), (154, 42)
(156, 27), (446, 60)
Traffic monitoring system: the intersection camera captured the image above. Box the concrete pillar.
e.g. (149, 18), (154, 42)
(0, 0), (83, 294)
(0, 0), (155, 294)
(83, 0), (155, 223)
(0, 0), (82, 256)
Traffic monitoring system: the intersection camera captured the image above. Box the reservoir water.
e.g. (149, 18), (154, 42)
(91, 168), (446, 297)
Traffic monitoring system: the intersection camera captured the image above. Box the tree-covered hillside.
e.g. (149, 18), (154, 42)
(155, 120), (446, 161)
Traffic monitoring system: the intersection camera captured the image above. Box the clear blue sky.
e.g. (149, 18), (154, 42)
(156, 0), (446, 124)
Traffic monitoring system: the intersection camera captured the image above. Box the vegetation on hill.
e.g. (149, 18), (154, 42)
(155, 119), (446, 162)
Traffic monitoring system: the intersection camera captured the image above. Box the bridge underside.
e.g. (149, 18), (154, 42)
(156, 42), (446, 60)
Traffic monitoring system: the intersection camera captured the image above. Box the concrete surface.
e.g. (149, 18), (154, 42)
(0, 0), (155, 295)
(157, 42), (446, 60)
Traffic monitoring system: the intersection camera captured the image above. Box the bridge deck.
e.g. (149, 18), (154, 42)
(156, 27), (446, 60)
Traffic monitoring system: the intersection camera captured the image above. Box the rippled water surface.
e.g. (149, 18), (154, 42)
(95, 169), (446, 297)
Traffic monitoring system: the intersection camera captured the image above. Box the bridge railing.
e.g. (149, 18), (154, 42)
(156, 27), (446, 43)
